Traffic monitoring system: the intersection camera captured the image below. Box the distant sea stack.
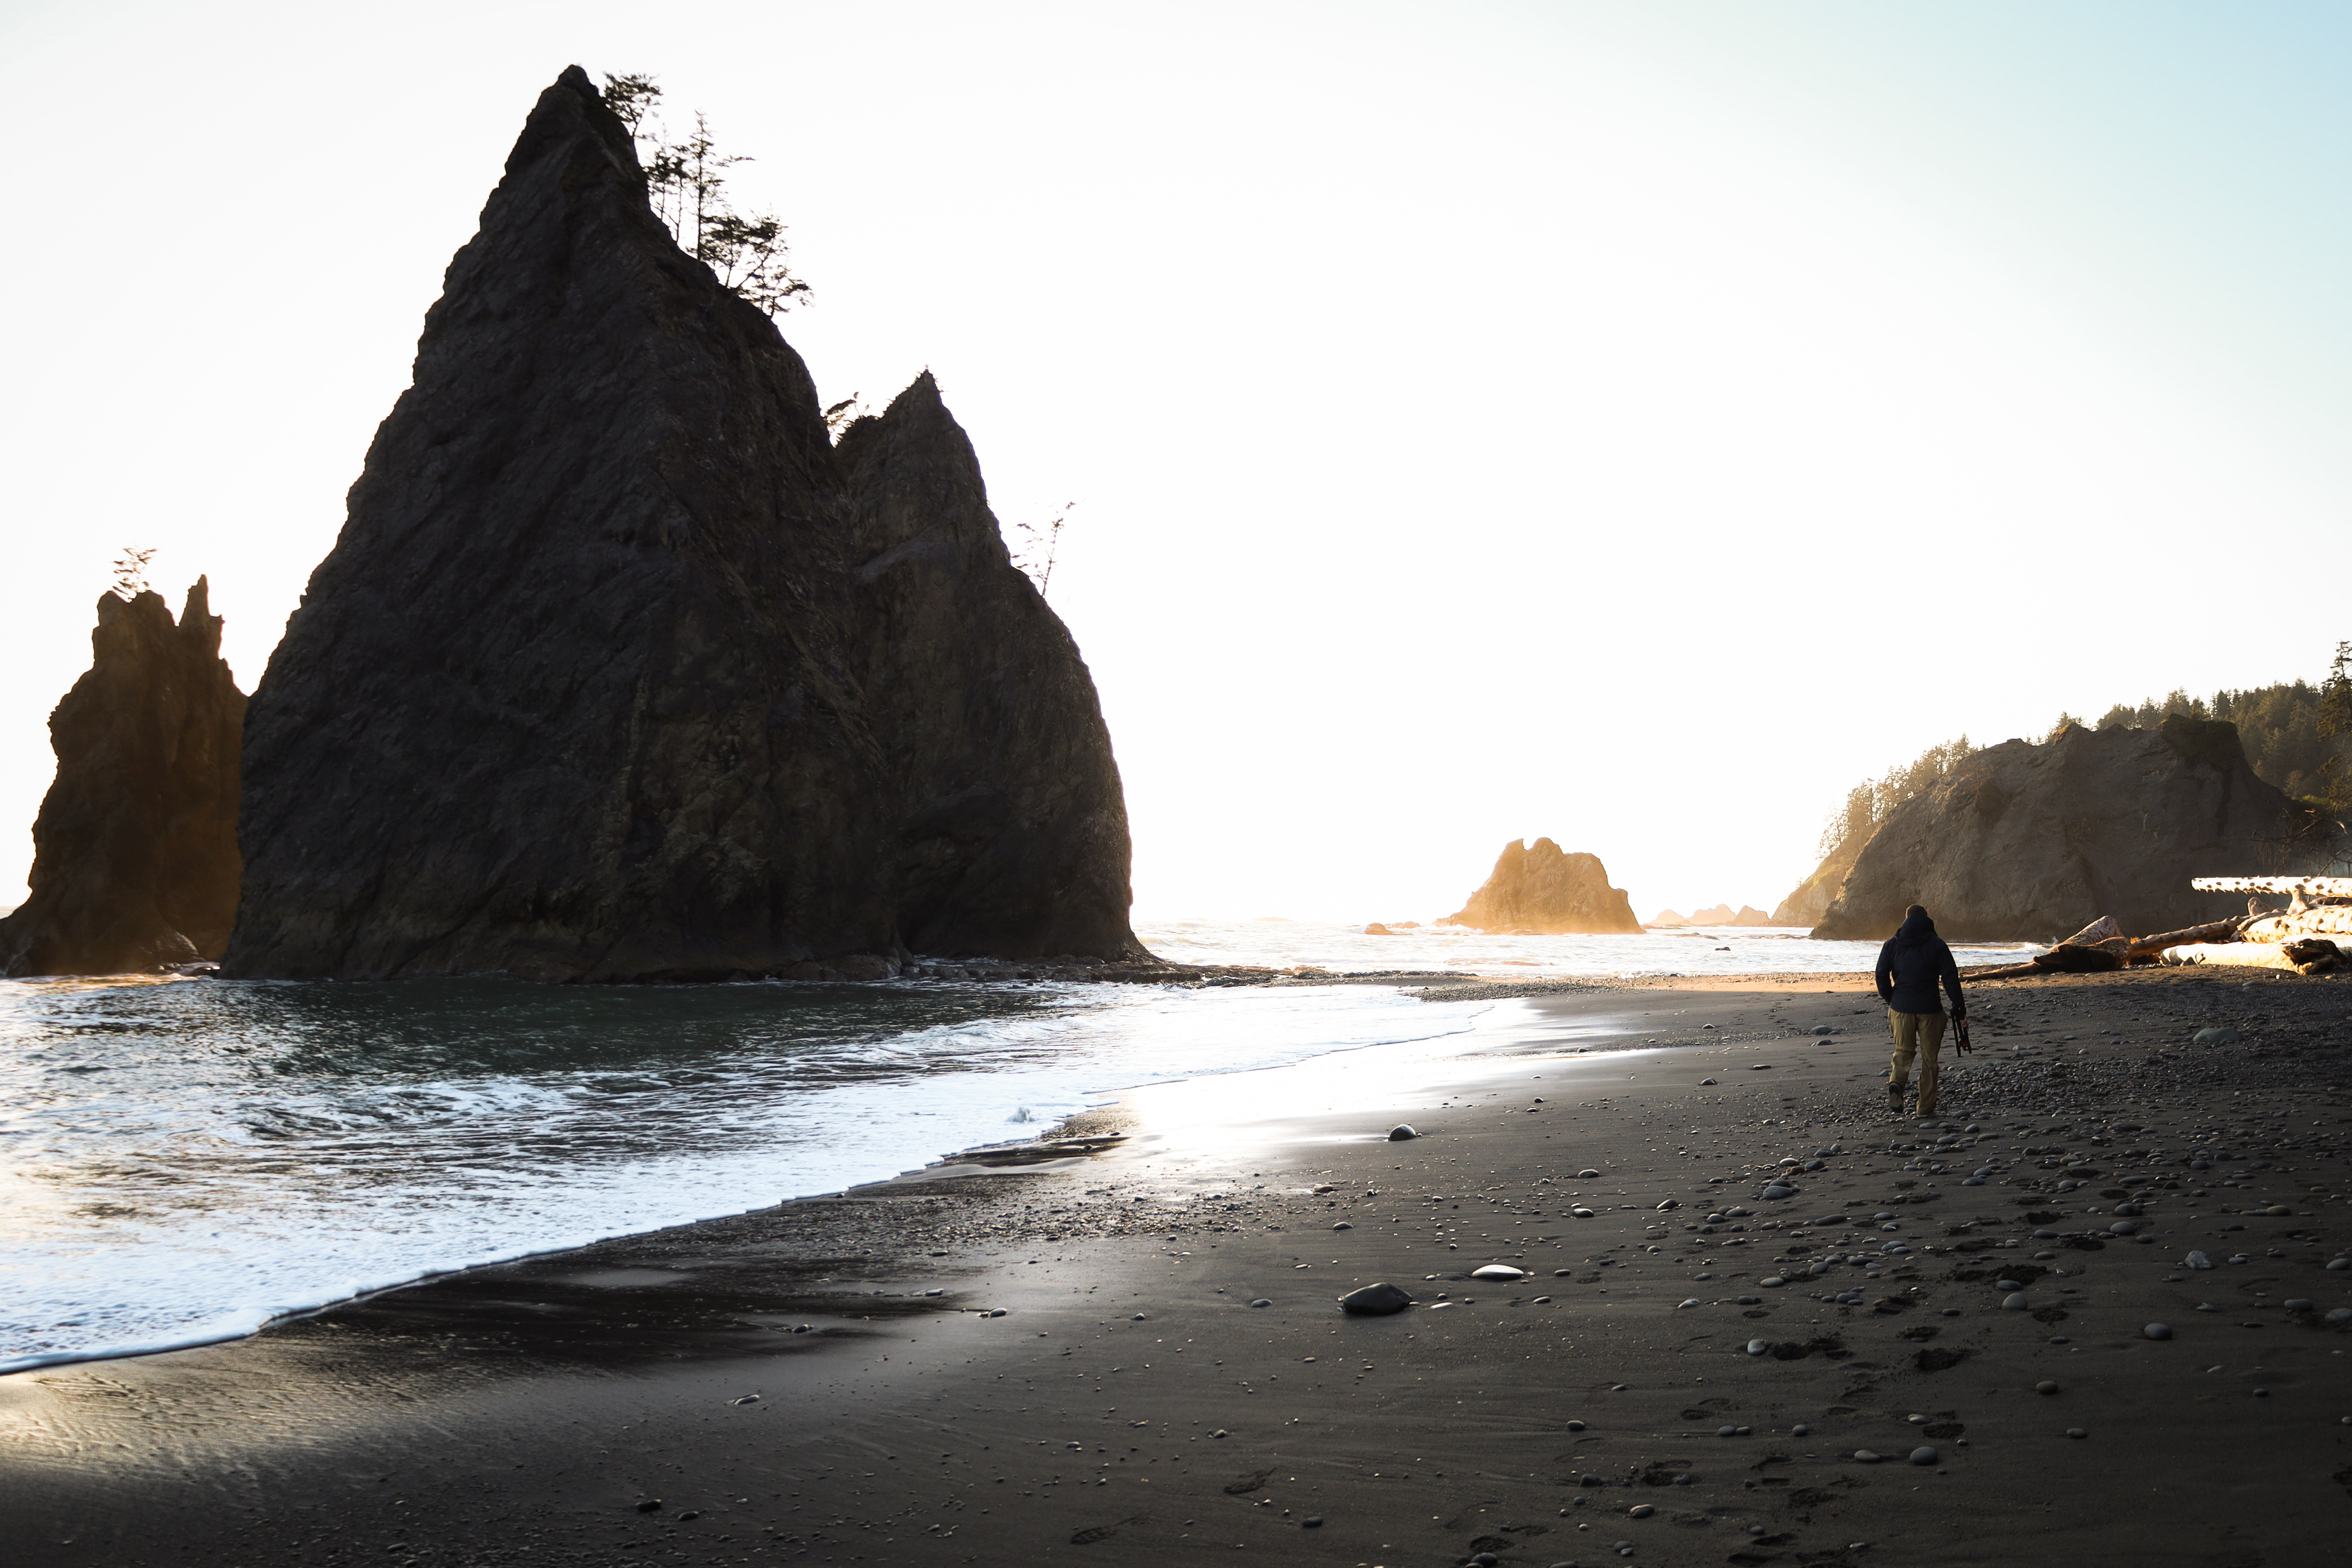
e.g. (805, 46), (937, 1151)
(0, 581), (244, 976)
(223, 68), (1143, 982)
(1443, 839), (1640, 934)
(1812, 717), (2292, 942)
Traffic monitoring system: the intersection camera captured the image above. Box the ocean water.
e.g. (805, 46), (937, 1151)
(0, 917), (2036, 1375)
(1140, 916), (2036, 977)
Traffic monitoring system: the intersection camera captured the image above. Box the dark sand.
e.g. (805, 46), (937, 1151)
(6, 967), (2352, 1567)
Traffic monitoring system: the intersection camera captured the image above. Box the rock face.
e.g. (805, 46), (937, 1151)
(223, 68), (1142, 981)
(1770, 834), (1866, 928)
(0, 581), (244, 975)
(1442, 838), (1640, 934)
(1812, 718), (2293, 942)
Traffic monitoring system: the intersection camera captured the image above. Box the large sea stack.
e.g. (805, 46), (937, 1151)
(1442, 838), (1641, 934)
(1812, 717), (2293, 942)
(223, 68), (1142, 981)
(0, 581), (245, 975)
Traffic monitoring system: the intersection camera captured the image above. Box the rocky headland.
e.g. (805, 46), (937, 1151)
(1812, 717), (2294, 942)
(1441, 836), (1640, 934)
(223, 69), (1144, 982)
(0, 581), (244, 976)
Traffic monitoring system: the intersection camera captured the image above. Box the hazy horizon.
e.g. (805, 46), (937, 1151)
(6, 1), (2350, 925)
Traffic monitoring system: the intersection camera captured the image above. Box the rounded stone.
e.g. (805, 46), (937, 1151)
(1629, 1504), (1655, 1518)
(1331, 1222), (1352, 1230)
(1566, 1419), (1586, 1431)
(2002, 1293), (2029, 1311)
(1760, 1275), (1788, 1287)
(1336, 1282), (1414, 1316)
(1386, 1124), (1419, 1141)
(1745, 1339), (1770, 1356)
(2143, 1323), (2173, 1340)
(1471, 1264), (1527, 1281)
(1718, 1425), (1738, 1436)
(1853, 1449), (1883, 1463)
(2036, 1380), (2060, 1394)
(2067, 1428), (2087, 1439)
(2284, 1298), (2313, 1312)
(2108, 1221), (2137, 1235)
(1248, 1298), (1272, 1308)
(2326, 1307), (2352, 1324)
(1792, 1423), (1810, 1436)
(1578, 1169), (1602, 1178)
(1908, 1446), (1938, 1465)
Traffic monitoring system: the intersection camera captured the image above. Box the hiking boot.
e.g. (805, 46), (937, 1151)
(1886, 1084), (1906, 1112)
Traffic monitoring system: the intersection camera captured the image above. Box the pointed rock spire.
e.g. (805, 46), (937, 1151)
(224, 70), (1140, 979)
(0, 580), (245, 975)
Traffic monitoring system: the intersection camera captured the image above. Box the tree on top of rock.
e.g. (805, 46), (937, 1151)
(600, 72), (810, 316)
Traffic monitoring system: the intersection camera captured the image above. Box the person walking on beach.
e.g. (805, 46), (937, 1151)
(1876, 904), (1965, 1117)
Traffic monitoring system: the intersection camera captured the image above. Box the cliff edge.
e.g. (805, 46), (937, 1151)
(0, 581), (245, 975)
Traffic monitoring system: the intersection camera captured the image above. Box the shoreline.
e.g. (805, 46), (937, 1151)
(6, 967), (2352, 1566)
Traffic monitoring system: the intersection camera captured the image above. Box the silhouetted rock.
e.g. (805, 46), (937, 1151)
(1729, 904), (1772, 927)
(0, 581), (244, 975)
(1649, 909), (1688, 928)
(1442, 838), (1640, 934)
(224, 68), (1141, 981)
(1813, 718), (2292, 942)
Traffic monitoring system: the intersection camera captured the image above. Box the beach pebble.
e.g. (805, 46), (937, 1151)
(1763, 1184), (1794, 1200)
(1210, 1429), (1229, 1439)
(1302, 1516), (1322, 1527)
(1752, 1064), (1773, 1070)
(2143, 1323), (2173, 1340)
(1331, 1222), (1353, 1230)
(1337, 1282), (1414, 1316)
(2285, 1299), (2313, 1313)
(1745, 1339), (1770, 1355)
(1132, 1313), (1147, 1320)
(729, 1394), (760, 1405)
(2108, 1222), (2137, 1235)
(2002, 1293), (2029, 1311)
(1677, 1298), (1702, 1309)
(2194, 1027), (2239, 1044)
(2185, 1251), (2214, 1270)
(1908, 1446), (1939, 1465)
(1718, 1425), (1739, 1436)
(2327, 1308), (2352, 1323)
(1996, 1279), (2023, 1291)
(2067, 1428), (2087, 1439)
(1248, 1298), (1272, 1308)
(1471, 1264), (1528, 1281)
(1533, 1296), (1552, 1304)
(1853, 1450), (1883, 1463)
(986, 1308), (1008, 1317)
(1572, 1207), (1596, 1219)
(1555, 1268), (1575, 1276)
(1566, 1420), (1586, 1431)
(1629, 1504), (1655, 1518)
(1579, 1169), (1602, 1178)
(1700, 1078), (1719, 1086)
(2327, 1258), (2348, 1270)
(1761, 1275), (1788, 1287)
(1792, 1423), (1810, 1436)
(1387, 1125), (1419, 1141)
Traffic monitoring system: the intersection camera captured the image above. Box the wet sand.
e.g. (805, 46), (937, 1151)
(4, 967), (2351, 1568)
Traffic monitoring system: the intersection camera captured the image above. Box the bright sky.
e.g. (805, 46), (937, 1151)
(4, 1), (2350, 924)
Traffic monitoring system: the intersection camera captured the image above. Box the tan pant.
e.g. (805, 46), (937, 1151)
(1887, 1008), (1946, 1114)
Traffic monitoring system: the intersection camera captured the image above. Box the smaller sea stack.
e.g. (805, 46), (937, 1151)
(1443, 838), (1641, 934)
(0, 580), (246, 975)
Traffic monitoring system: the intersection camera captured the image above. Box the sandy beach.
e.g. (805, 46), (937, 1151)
(5, 967), (2351, 1568)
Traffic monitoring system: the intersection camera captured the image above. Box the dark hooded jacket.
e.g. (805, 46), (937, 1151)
(1875, 909), (1965, 1016)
